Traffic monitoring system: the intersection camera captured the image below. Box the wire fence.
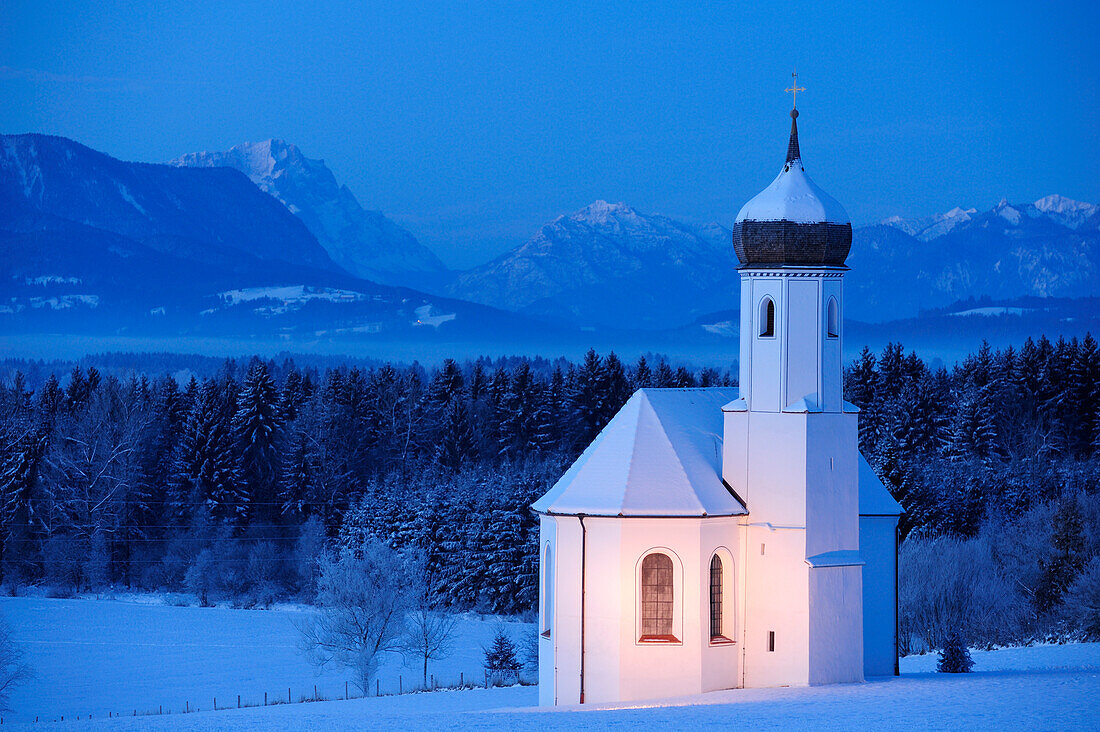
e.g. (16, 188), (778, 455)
(17, 667), (538, 724)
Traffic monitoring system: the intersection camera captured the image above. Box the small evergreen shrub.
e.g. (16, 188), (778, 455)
(483, 626), (521, 685)
(937, 630), (974, 673)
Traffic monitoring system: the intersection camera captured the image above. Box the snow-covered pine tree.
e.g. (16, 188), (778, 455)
(172, 380), (242, 525)
(633, 355), (652, 389)
(937, 629), (974, 673)
(234, 360), (284, 526)
(1035, 495), (1087, 614)
(483, 626), (521, 684)
(602, 352), (631, 420)
(0, 426), (49, 583)
(571, 350), (604, 449)
(436, 396), (476, 471)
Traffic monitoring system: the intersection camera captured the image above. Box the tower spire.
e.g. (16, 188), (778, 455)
(784, 71), (805, 163)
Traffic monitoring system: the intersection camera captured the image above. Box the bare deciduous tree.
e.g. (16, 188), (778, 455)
(297, 542), (408, 692)
(0, 619), (30, 712)
(400, 552), (457, 688)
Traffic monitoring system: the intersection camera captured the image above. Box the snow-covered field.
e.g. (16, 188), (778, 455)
(3, 596), (1099, 729)
(0, 596), (529, 724)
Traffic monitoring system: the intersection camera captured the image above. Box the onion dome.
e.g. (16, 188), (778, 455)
(732, 108), (852, 267)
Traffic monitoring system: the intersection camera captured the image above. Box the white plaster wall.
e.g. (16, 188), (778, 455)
(785, 278), (820, 408)
(581, 518), (623, 703)
(860, 515), (899, 677)
(538, 517), (557, 706)
(739, 272), (753, 401)
(615, 519), (701, 702)
(820, 277), (844, 412)
(747, 276), (783, 413)
(540, 515), (584, 706)
(699, 522), (742, 692)
(808, 565), (864, 684)
(805, 413), (860, 557)
(740, 522), (810, 687)
(743, 412), (808, 526)
(722, 410), (750, 505)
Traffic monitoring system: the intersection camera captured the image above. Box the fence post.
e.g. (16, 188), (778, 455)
(264, 691), (267, 706)
(314, 684), (317, 700)
(238, 695), (240, 709)
(288, 688), (291, 704)
(345, 681), (348, 700)
(375, 679), (379, 697)
(214, 697), (216, 711)
(485, 670), (488, 689)
(399, 676), (402, 694)
(185, 702), (188, 714)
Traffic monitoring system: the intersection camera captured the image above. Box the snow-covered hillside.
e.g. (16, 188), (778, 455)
(172, 140), (447, 288)
(2, 596), (1098, 730)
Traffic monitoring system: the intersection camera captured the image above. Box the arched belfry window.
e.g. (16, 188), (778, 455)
(640, 553), (675, 641)
(710, 554), (724, 640)
(758, 296), (775, 338)
(827, 297), (839, 339)
(541, 543), (553, 638)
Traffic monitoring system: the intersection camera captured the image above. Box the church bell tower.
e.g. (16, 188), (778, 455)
(722, 84), (864, 688)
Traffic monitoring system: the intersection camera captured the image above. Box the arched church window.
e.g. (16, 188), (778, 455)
(827, 297), (839, 339)
(640, 553), (675, 641)
(710, 554), (723, 640)
(541, 543), (553, 638)
(759, 297), (775, 338)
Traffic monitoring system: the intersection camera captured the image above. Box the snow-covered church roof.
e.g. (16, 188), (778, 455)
(858, 455), (904, 516)
(532, 388), (746, 517)
(532, 387), (903, 518)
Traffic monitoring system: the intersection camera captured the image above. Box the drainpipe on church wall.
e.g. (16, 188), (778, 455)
(578, 514), (587, 704)
(894, 521), (900, 676)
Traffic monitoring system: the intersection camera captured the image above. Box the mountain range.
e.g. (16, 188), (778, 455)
(848, 196), (1100, 321)
(1, 132), (1097, 360)
(0, 133), (538, 344)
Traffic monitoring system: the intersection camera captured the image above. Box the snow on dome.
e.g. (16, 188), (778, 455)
(735, 161), (849, 225)
(732, 108), (853, 267)
(531, 388), (746, 517)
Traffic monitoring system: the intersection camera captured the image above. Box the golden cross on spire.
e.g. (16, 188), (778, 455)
(785, 71), (805, 109)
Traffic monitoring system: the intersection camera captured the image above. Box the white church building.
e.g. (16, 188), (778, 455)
(532, 102), (903, 705)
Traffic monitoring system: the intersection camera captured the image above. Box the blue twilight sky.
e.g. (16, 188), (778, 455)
(2, 0), (1097, 268)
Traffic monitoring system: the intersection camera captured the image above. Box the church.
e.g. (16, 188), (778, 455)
(532, 97), (903, 705)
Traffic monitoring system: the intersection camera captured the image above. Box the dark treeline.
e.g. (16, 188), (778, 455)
(845, 336), (1100, 649)
(0, 337), (1097, 636)
(846, 336), (1100, 538)
(0, 351), (731, 612)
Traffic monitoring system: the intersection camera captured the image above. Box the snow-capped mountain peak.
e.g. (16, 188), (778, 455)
(448, 201), (737, 329)
(172, 141), (447, 287)
(1033, 194), (1099, 230)
(881, 206), (977, 242)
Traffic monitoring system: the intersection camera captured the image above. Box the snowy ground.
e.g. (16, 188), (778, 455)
(0, 595), (530, 724)
(3, 596), (1099, 729)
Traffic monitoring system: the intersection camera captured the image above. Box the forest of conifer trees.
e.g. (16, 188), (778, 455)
(0, 339), (1097, 642)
